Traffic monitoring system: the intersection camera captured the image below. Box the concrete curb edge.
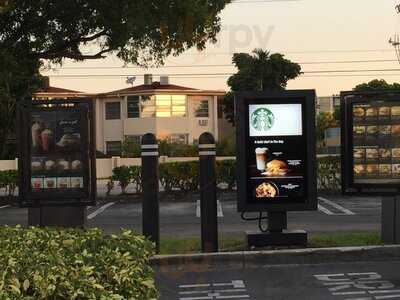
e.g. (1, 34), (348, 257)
(151, 245), (400, 271)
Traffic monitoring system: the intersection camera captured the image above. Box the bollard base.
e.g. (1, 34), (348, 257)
(246, 230), (308, 249)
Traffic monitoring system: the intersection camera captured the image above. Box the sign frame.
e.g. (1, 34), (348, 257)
(341, 90), (400, 196)
(18, 98), (97, 207)
(235, 90), (317, 212)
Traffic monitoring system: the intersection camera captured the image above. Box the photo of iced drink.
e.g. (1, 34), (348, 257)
(255, 148), (269, 171)
(31, 122), (42, 149)
(41, 129), (52, 152)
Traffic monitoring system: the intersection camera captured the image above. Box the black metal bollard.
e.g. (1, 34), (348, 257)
(141, 133), (160, 253)
(199, 132), (219, 253)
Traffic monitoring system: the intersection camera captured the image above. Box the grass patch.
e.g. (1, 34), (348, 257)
(160, 232), (382, 255)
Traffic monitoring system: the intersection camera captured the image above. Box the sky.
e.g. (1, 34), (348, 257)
(43, 0), (400, 97)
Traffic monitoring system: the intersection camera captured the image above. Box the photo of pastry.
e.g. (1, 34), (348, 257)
(44, 178), (57, 189)
(392, 125), (400, 136)
(56, 133), (81, 148)
(366, 148), (379, 159)
(57, 177), (70, 189)
(366, 107), (378, 117)
(70, 177), (84, 188)
(392, 148), (400, 158)
(392, 106), (400, 116)
(379, 164), (392, 175)
(261, 160), (289, 176)
(353, 148), (365, 159)
(366, 126), (378, 135)
(379, 125), (392, 136)
(354, 164), (366, 175)
(392, 164), (400, 175)
(71, 160), (82, 171)
(379, 148), (391, 159)
(31, 178), (43, 190)
(31, 159), (43, 172)
(255, 182), (278, 198)
(379, 107), (391, 116)
(366, 164), (379, 174)
(44, 160), (56, 171)
(57, 159), (70, 171)
(353, 107), (365, 117)
(353, 126), (366, 136)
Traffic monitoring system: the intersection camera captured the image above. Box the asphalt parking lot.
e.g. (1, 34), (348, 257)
(0, 194), (382, 236)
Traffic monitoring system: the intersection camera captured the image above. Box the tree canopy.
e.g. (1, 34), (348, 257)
(0, 0), (230, 65)
(223, 49), (302, 124)
(354, 79), (400, 92)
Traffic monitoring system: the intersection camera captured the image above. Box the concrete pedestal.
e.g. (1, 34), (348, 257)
(246, 230), (308, 248)
(28, 206), (86, 228)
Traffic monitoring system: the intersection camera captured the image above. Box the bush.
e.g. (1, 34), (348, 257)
(0, 226), (157, 300)
(111, 166), (132, 194)
(129, 166), (143, 194)
(317, 156), (341, 193)
(216, 160), (236, 191)
(159, 162), (199, 193)
(0, 170), (18, 196)
(216, 136), (236, 157)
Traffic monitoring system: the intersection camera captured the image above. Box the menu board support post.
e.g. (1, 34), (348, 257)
(141, 133), (160, 254)
(199, 133), (219, 253)
(28, 206), (86, 227)
(381, 196), (400, 244)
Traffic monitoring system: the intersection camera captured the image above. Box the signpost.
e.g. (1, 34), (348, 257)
(18, 98), (96, 227)
(235, 90), (317, 247)
(341, 91), (400, 243)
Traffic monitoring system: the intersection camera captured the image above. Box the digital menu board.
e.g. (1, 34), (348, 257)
(342, 91), (400, 195)
(18, 99), (96, 206)
(236, 91), (317, 212)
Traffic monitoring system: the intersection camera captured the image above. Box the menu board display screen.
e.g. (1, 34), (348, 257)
(352, 103), (400, 184)
(30, 109), (85, 191)
(236, 91), (317, 212)
(18, 99), (96, 207)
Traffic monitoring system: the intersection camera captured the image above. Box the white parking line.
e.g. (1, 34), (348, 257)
(318, 204), (334, 215)
(196, 200), (223, 218)
(319, 197), (356, 215)
(0, 205), (10, 209)
(87, 202), (115, 220)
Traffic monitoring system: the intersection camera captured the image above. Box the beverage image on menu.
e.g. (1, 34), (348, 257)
(70, 177), (84, 188)
(44, 178), (57, 189)
(55, 112), (81, 152)
(31, 112), (56, 153)
(57, 177), (70, 189)
(31, 177), (44, 190)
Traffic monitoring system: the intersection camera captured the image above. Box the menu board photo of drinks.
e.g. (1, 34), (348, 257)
(236, 91), (317, 212)
(18, 99), (96, 206)
(341, 91), (400, 195)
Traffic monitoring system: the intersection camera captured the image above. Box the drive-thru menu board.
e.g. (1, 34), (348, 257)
(18, 99), (96, 206)
(235, 91), (317, 212)
(341, 91), (400, 195)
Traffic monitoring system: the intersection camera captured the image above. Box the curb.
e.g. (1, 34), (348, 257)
(151, 245), (400, 272)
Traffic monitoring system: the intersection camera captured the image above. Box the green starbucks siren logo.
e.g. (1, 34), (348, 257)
(251, 108), (275, 132)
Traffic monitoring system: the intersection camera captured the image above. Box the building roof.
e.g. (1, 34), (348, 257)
(36, 86), (85, 94)
(99, 81), (226, 97)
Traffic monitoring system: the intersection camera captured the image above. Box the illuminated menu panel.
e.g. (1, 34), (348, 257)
(352, 102), (400, 184)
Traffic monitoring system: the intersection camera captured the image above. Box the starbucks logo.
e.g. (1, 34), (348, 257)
(251, 108), (275, 132)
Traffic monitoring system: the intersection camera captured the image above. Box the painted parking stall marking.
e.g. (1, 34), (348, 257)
(318, 197), (356, 216)
(314, 272), (400, 299)
(178, 280), (250, 300)
(196, 200), (224, 218)
(87, 202), (115, 220)
(0, 205), (10, 209)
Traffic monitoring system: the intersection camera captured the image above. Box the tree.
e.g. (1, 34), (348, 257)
(316, 112), (337, 146)
(354, 79), (400, 92)
(223, 49), (302, 124)
(0, 0), (231, 158)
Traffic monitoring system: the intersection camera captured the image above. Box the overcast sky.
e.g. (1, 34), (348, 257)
(44, 0), (400, 97)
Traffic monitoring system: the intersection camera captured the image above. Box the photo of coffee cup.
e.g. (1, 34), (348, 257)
(31, 122), (42, 149)
(255, 148), (269, 171)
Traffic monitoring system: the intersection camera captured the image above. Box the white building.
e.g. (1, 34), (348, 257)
(35, 76), (229, 155)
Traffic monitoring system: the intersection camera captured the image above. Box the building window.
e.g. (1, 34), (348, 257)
(125, 135), (142, 144)
(141, 95), (156, 118)
(105, 102), (121, 120)
(194, 100), (209, 118)
(168, 134), (189, 144)
(106, 141), (122, 156)
(153, 95), (186, 118)
(127, 96), (140, 118)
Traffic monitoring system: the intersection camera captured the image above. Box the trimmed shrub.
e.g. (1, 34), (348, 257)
(159, 162), (199, 193)
(0, 226), (157, 300)
(317, 156), (341, 193)
(216, 160), (236, 191)
(111, 166), (132, 194)
(0, 170), (18, 196)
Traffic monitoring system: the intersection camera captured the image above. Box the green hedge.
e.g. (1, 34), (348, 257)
(0, 170), (18, 196)
(0, 226), (157, 300)
(109, 157), (341, 195)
